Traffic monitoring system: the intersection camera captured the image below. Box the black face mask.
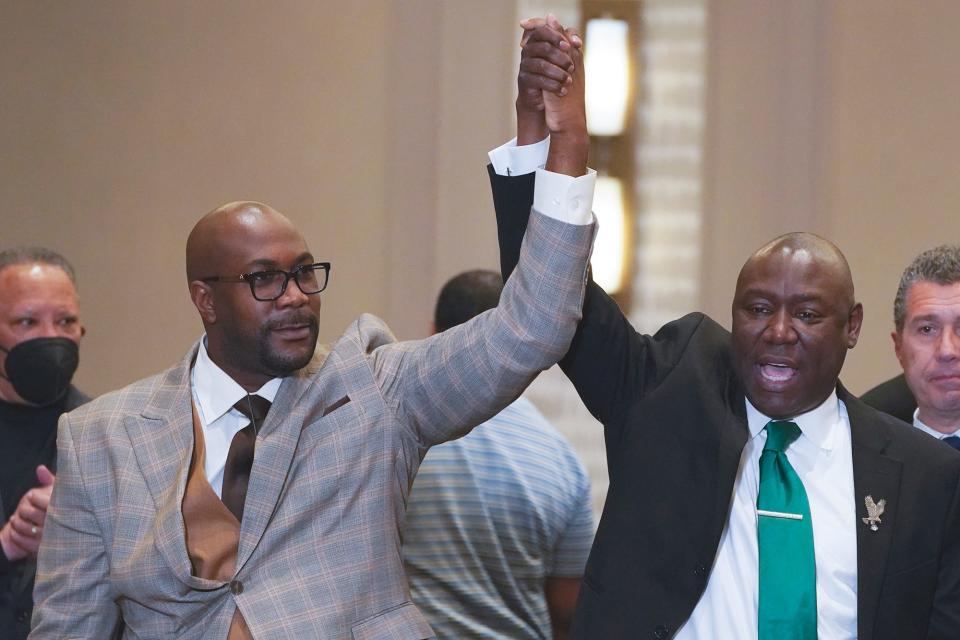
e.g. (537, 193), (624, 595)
(0, 337), (79, 406)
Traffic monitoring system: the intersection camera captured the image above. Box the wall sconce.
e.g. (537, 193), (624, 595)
(584, 17), (631, 137)
(592, 174), (628, 293)
(582, 10), (635, 298)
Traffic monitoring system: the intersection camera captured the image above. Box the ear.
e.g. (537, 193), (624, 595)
(846, 302), (864, 348)
(892, 329), (905, 366)
(189, 281), (217, 324)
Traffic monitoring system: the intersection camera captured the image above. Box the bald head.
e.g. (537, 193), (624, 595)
(737, 232), (855, 309)
(186, 201), (301, 282)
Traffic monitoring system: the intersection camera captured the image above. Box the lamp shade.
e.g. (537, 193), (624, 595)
(584, 18), (631, 136)
(592, 175), (627, 293)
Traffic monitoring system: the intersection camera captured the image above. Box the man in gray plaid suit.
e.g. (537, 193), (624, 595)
(30, 37), (594, 640)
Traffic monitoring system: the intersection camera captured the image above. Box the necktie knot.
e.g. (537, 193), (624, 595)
(943, 435), (960, 451)
(233, 395), (272, 429)
(764, 420), (801, 453)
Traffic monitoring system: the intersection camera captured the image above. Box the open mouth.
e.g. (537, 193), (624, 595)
(758, 363), (797, 385)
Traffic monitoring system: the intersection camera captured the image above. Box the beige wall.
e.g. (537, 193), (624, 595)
(1, 1), (516, 396)
(702, 0), (960, 393)
(827, 2), (960, 392)
(3, 0), (958, 400)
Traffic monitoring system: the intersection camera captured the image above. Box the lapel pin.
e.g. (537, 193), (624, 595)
(862, 495), (886, 532)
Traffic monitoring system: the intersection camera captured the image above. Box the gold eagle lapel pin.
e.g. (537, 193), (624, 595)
(862, 495), (886, 532)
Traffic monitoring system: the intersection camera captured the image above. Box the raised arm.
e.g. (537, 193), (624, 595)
(491, 19), (657, 428)
(375, 25), (596, 449)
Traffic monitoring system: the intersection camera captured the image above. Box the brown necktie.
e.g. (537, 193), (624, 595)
(221, 395), (271, 522)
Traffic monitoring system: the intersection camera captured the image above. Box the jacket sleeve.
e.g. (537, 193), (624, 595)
(489, 165), (669, 429)
(30, 412), (121, 639)
(373, 208), (595, 450)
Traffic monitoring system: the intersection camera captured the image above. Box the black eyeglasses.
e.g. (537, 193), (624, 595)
(202, 262), (331, 301)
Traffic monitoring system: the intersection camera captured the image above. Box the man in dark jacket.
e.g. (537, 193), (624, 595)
(0, 247), (88, 639)
(492, 19), (960, 639)
(862, 246), (960, 451)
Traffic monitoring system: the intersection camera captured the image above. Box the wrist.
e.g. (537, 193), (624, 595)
(516, 104), (548, 147)
(548, 125), (588, 146)
(544, 133), (589, 177)
(0, 527), (22, 563)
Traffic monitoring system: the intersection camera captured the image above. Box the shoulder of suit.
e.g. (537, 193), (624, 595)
(859, 374), (916, 422)
(847, 392), (960, 470)
(891, 419), (960, 466)
(334, 313), (400, 355)
(655, 311), (727, 338)
(297, 314), (401, 383)
(60, 364), (179, 428)
(650, 311), (732, 365)
(687, 311), (728, 337)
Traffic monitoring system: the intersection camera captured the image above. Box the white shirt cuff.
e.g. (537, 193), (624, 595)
(488, 137), (550, 176)
(534, 168), (596, 225)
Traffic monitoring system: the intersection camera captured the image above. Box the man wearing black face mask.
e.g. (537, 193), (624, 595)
(0, 247), (87, 640)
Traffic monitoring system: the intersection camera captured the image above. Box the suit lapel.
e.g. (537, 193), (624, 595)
(236, 346), (335, 569)
(842, 388), (902, 639)
(125, 345), (198, 583)
(718, 372), (751, 523)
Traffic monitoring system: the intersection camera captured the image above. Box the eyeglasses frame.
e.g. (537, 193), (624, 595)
(200, 262), (331, 301)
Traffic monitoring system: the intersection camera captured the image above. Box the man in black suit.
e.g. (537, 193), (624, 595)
(862, 246), (960, 450)
(490, 19), (960, 639)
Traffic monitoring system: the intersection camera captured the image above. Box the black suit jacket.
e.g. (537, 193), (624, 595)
(490, 167), (960, 640)
(862, 373), (918, 424)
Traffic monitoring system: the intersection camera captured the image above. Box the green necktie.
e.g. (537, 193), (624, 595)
(757, 420), (817, 640)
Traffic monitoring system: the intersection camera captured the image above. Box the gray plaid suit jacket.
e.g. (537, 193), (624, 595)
(30, 211), (594, 639)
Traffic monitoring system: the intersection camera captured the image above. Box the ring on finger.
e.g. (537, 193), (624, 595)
(30, 526), (38, 536)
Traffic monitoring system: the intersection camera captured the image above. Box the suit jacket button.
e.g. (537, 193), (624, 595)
(16, 609), (29, 622)
(694, 563), (707, 576)
(230, 579), (244, 595)
(653, 624), (669, 639)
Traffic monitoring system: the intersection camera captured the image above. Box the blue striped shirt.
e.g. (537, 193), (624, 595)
(403, 396), (594, 638)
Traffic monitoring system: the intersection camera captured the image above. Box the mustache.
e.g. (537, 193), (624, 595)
(265, 313), (318, 332)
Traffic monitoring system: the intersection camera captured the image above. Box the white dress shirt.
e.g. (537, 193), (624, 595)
(496, 137), (859, 638)
(676, 392), (859, 640)
(912, 411), (960, 440)
(191, 338), (281, 498)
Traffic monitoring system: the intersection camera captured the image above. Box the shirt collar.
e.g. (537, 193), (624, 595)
(745, 389), (841, 452)
(193, 336), (283, 424)
(912, 410), (960, 439)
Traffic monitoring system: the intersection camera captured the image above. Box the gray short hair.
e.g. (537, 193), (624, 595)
(894, 245), (960, 331)
(0, 246), (77, 287)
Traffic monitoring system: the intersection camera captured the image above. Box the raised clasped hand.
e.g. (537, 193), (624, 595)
(518, 14), (586, 139)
